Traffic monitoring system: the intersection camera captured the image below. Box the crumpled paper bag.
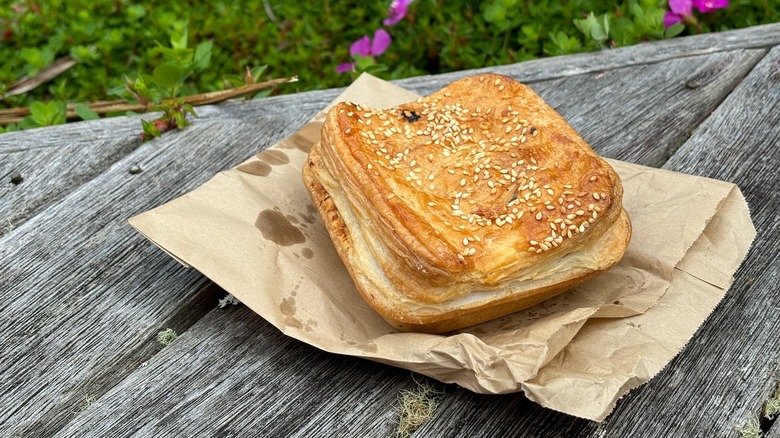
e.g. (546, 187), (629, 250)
(129, 73), (755, 421)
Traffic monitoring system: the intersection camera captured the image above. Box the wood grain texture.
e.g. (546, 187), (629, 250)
(2, 22), (777, 234)
(2, 29), (778, 437)
(530, 49), (764, 166)
(601, 43), (780, 438)
(396, 22), (780, 94)
(0, 111), (317, 436)
(0, 92), (339, 235)
(414, 45), (780, 438)
(54, 305), (423, 438)
(45, 49), (767, 437)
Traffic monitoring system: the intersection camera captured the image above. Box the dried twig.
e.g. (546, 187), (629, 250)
(0, 75), (298, 125)
(1, 57), (76, 99)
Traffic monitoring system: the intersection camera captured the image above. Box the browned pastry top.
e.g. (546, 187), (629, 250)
(316, 74), (623, 304)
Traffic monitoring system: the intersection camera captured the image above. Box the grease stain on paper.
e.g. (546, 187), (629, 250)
(279, 297), (315, 332)
(279, 123), (319, 153)
(237, 149), (290, 176)
(256, 149), (290, 165)
(255, 209), (306, 246)
(302, 248), (314, 259)
(236, 161), (271, 176)
(340, 335), (379, 353)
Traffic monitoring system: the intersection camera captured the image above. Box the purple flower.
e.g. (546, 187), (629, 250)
(693, 0), (729, 13)
(383, 0), (413, 26)
(350, 29), (392, 57)
(336, 29), (392, 73)
(663, 0), (729, 28)
(663, 0), (694, 27)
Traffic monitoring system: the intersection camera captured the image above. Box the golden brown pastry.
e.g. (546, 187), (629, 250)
(303, 73), (631, 333)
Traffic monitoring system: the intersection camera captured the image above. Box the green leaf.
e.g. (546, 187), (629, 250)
(170, 28), (188, 50)
(141, 119), (161, 140)
(591, 23), (607, 42)
(664, 22), (685, 38)
(29, 101), (64, 126)
(20, 116), (39, 130)
(250, 65), (268, 80)
(483, 4), (507, 26)
(74, 104), (100, 121)
(152, 63), (185, 90)
(192, 41), (213, 72)
(354, 55), (377, 71)
(573, 14), (594, 37)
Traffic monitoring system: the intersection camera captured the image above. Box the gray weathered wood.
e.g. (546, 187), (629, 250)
(2, 27), (779, 438)
(54, 305), (419, 437)
(397, 22), (780, 94)
(770, 418), (780, 438)
(3, 22), (778, 234)
(601, 43), (780, 438)
(44, 49), (769, 437)
(0, 112), (317, 435)
(0, 94), (338, 235)
(530, 49), (764, 166)
(413, 43), (780, 438)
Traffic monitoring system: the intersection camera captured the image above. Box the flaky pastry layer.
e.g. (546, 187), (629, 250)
(303, 73), (632, 332)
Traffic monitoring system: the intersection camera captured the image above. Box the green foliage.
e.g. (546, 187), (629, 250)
(74, 104), (99, 121)
(0, 0), (777, 117)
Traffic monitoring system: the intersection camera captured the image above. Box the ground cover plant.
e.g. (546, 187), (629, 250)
(0, 0), (777, 134)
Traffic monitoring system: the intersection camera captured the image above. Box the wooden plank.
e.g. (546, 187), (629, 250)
(769, 420), (780, 438)
(54, 305), (418, 437)
(0, 92), (339, 236)
(0, 112), (321, 436)
(2, 23), (778, 234)
(48, 49), (767, 436)
(397, 22), (780, 94)
(415, 45), (780, 438)
(599, 44), (780, 438)
(530, 49), (764, 166)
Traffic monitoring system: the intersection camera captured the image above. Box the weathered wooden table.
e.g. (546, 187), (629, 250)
(2, 24), (779, 437)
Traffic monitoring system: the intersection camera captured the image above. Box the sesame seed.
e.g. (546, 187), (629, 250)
(535, 212), (543, 221)
(463, 237), (469, 246)
(593, 192), (601, 200)
(468, 247), (477, 256)
(460, 178), (467, 186)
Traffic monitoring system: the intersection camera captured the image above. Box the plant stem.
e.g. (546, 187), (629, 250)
(0, 76), (298, 125)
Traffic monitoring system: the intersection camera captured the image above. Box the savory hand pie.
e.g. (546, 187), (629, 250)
(303, 74), (631, 333)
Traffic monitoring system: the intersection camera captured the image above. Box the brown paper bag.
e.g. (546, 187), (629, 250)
(129, 74), (755, 421)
